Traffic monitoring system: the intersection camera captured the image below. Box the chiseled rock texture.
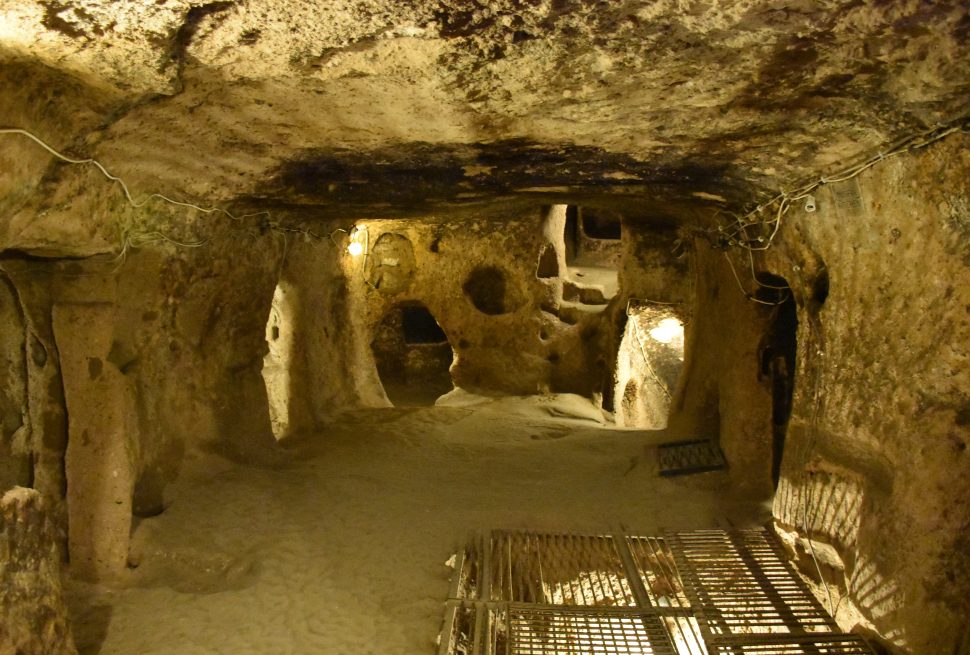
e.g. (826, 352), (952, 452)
(1, 0), (969, 243)
(0, 487), (76, 655)
(1, 3), (970, 655)
(767, 133), (970, 655)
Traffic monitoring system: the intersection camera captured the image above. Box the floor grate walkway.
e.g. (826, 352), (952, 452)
(437, 528), (875, 655)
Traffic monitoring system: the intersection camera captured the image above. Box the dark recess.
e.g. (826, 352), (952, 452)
(756, 272), (797, 489)
(581, 209), (622, 240)
(402, 305), (448, 344)
(464, 266), (510, 315)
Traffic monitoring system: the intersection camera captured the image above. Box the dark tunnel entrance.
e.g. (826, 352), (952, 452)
(756, 273), (798, 489)
(371, 302), (455, 406)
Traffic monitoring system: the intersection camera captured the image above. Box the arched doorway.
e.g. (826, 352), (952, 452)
(371, 303), (455, 406)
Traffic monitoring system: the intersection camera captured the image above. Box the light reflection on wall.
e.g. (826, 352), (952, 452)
(614, 302), (686, 429)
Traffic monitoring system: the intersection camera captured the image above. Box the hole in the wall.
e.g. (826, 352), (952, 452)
(555, 205), (620, 311)
(811, 266), (829, 308)
(365, 232), (417, 294)
(564, 205), (579, 262)
(463, 265), (521, 315)
(372, 302), (455, 406)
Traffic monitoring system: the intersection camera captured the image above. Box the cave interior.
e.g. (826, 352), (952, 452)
(1, 2), (970, 654)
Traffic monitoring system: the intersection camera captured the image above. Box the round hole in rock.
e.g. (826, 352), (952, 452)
(463, 265), (523, 315)
(371, 303), (454, 406)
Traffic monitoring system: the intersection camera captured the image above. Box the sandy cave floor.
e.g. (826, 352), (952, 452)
(66, 394), (773, 655)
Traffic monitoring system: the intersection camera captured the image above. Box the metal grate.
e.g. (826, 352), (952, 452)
(704, 634), (876, 654)
(500, 606), (677, 655)
(665, 529), (838, 639)
(484, 532), (636, 607)
(438, 529), (877, 655)
(658, 440), (727, 476)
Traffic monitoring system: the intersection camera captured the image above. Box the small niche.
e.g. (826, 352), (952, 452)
(464, 265), (525, 315)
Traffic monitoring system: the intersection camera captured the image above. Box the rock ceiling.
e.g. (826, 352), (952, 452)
(1, 0), (969, 220)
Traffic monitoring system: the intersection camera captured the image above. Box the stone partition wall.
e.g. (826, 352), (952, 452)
(764, 134), (970, 654)
(669, 240), (776, 493)
(1, 218), (283, 568)
(334, 207), (620, 402)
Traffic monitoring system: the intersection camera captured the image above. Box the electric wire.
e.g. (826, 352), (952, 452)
(703, 116), (970, 256)
(0, 127), (331, 254)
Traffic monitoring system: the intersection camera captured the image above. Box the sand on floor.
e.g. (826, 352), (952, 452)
(67, 394), (772, 654)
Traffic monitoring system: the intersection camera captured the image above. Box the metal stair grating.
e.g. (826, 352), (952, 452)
(439, 529), (876, 655)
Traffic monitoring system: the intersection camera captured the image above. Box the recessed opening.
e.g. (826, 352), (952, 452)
(756, 273), (797, 489)
(556, 205), (621, 313)
(812, 266), (830, 308)
(536, 243), (559, 279)
(401, 304), (448, 344)
(261, 283), (294, 441)
(580, 208), (622, 240)
(613, 302), (686, 429)
(464, 265), (519, 315)
(372, 302), (455, 406)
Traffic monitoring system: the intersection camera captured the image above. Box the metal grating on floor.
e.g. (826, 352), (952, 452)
(485, 532), (637, 606)
(500, 606), (677, 655)
(438, 529), (877, 655)
(665, 530), (838, 639)
(657, 440), (727, 477)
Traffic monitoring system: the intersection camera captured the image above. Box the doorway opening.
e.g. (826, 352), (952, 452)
(549, 205), (622, 325)
(613, 301), (686, 429)
(261, 282), (295, 440)
(756, 274), (797, 488)
(372, 302), (455, 406)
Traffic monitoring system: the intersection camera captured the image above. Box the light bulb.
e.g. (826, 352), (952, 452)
(347, 241), (363, 256)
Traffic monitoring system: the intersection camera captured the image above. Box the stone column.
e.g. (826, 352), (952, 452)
(0, 487), (77, 655)
(53, 303), (135, 582)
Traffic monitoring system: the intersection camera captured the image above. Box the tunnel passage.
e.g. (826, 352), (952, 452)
(756, 274), (797, 488)
(371, 302), (455, 406)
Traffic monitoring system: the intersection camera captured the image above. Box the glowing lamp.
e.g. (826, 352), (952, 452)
(347, 241), (363, 256)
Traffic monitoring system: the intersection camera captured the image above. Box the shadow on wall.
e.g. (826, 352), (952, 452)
(371, 302), (455, 406)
